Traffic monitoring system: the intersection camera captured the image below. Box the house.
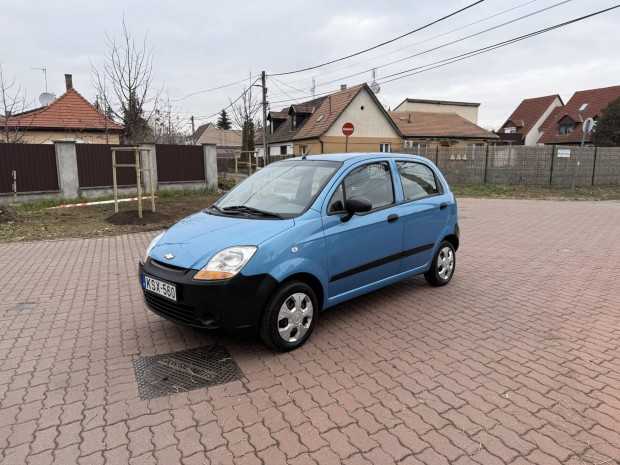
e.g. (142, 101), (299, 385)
(2, 74), (123, 144)
(195, 122), (242, 158)
(538, 85), (620, 145)
(389, 111), (498, 151)
(257, 83), (402, 157)
(497, 95), (563, 145)
(393, 98), (480, 124)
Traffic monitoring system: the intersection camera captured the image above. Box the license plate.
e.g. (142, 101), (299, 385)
(142, 275), (177, 302)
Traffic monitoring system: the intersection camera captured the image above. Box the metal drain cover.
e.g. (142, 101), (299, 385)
(133, 345), (244, 399)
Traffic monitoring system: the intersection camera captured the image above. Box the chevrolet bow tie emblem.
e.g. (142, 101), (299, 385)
(164, 253), (175, 260)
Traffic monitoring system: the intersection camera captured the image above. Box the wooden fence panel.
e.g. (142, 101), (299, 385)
(76, 144), (136, 187)
(0, 144), (59, 193)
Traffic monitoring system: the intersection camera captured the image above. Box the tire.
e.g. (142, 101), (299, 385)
(259, 281), (319, 351)
(424, 241), (456, 287)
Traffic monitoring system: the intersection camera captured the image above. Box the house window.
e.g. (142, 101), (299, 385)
(504, 125), (516, 134)
(280, 145), (287, 155)
(299, 145), (308, 155)
(379, 143), (391, 153)
(559, 123), (574, 135)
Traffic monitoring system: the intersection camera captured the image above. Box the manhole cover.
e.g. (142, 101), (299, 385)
(133, 345), (244, 399)
(11, 302), (39, 311)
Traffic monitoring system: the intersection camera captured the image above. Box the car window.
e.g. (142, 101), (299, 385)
(396, 161), (441, 201)
(327, 162), (394, 213)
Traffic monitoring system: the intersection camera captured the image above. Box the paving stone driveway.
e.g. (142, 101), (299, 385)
(1, 198), (620, 465)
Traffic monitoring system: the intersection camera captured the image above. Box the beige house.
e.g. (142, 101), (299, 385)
(257, 84), (402, 156)
(2, 75), (123, 144)
(389, 111), (498, 151)
(394, 98), (480, 124)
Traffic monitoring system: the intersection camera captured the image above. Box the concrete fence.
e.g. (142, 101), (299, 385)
(0, 142), (218, 204)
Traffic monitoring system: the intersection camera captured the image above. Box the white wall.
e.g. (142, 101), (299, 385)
(526, 96), (563, 146)
(324, 89), (400, 138)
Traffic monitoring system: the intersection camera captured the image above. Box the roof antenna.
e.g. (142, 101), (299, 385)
(31, 66), (48, 92)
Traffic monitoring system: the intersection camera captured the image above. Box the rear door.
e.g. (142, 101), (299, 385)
(321, 160), (404, 298)
(395, 160), (451, 272)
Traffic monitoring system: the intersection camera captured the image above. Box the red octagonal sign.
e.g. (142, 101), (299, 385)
(342, 122), (354, 136)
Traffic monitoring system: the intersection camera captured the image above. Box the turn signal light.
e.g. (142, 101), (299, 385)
(194, 270), (234, 280)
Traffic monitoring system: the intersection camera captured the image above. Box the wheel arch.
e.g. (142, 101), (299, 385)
(443, 234), (459, 251)
(280, 272), (325, 311)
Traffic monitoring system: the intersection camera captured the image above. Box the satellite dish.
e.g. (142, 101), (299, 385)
(370, 81), (381, 94)
(39, 92), (55, 106)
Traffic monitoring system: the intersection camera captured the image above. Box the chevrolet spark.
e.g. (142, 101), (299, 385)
(139, 153), (459, 351)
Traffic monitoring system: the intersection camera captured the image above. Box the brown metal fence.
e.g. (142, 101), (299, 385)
(156, 144), (204, 183)
(402, 145), (620, 187)
(76, 144), (136, 187)
(0, 144), (59, 193)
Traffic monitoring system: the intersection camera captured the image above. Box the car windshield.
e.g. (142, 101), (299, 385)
(213, 160), (341, 218)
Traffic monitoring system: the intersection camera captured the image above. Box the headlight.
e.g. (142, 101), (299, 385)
(194, 246), (257, 280)
(143, 232), (164, 263)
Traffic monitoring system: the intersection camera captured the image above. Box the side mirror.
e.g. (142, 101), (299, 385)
(341, 196), (372, 222)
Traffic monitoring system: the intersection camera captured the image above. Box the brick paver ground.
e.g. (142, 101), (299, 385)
(1, 198), (620, 465)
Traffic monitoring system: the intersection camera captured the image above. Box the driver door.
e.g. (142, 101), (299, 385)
(321, 161), (404, 298)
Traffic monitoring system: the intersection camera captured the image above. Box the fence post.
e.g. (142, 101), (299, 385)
(435, 146), (439, 166)
(591, 145), (598, 186)
(139, 143), (157, 192)
(549, 145), (555, 187)
(203, 144), (218, 190)
(484, 145), (490, 184)
(53, 141), (79, 199)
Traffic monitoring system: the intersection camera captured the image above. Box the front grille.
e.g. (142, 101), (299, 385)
(144, 292), (196, 324)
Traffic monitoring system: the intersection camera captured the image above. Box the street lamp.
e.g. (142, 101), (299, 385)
(571, 112), (594, 191)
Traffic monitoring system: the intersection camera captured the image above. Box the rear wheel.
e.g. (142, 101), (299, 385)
(260, 281), (318, 351)
(424, 241), (455, 286)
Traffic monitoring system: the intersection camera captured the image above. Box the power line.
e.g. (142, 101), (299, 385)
(378, 5), (620, 84)
(270, 0), (485, 76)
(279, 0), (541, 87)
(271, 0), (574, 99)
(173, 76), (253, 102)
(193, 77), (261, 122)
(267, 5), (620, 107)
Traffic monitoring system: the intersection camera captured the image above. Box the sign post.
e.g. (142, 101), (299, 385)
(342, 122), (354, 153)
(572, 117), (594, 191)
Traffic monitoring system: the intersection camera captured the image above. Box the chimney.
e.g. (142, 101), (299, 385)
(65, 74), (73, 91)
(340, 84), (347, 91)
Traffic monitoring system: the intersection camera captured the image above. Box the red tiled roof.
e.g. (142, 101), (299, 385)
(5, 88), (123, 131)
(500, 95), (561, 137)
(389, 111), (498, 139)
(194, 123), (213, 140)
(292, 84), (366, 140)
(538, 85), (620, 144)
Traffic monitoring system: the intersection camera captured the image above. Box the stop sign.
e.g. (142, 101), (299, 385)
(342, 122), (354, 136)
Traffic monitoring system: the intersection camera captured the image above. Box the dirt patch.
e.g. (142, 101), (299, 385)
(0, 193), (220, 243)
(0, 206), (20, 224)
(106, 210), (173, 226)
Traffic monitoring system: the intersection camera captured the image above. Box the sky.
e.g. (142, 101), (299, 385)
(1, 0), (619, 132)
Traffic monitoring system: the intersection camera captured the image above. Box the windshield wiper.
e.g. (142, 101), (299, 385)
(204, 204), (225, 214)
(222, 205), (284, 219)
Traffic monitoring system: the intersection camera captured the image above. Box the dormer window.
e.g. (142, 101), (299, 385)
(558, 116), (575, 135)
(504, 125), (516, 134)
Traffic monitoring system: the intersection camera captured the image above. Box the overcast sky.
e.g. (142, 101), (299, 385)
(1, 0), (619, 132)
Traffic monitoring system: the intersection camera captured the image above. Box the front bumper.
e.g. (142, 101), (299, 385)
(139, 258), (279, 331)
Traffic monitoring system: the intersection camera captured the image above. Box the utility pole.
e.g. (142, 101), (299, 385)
(261, 71), (269, 166)
(190, 116), (196, 144)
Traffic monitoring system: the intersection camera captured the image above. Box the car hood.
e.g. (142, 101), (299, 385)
(149, 211), (294, 270)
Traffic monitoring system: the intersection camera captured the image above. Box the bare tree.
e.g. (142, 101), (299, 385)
(91, 19), (161, 145)
(229, 76), (261, 154)
(151, 92), (187, 144)
(0, 63), (33, 143)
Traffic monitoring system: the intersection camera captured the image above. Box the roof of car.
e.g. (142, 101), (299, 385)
(279, 152), (431, 164)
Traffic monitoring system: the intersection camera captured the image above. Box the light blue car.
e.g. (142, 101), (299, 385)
(140, 153), (459, 351)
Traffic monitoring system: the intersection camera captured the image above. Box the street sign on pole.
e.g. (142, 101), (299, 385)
(342, 122), (354, 153)
(342, 122), (354, 136)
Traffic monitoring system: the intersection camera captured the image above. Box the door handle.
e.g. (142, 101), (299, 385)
(439, 202), (448, 210)
(387, 214), (399, 223)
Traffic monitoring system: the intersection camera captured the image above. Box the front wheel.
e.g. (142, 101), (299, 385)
(259, 281), (318, 351)
(424, 241), (456, 286)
